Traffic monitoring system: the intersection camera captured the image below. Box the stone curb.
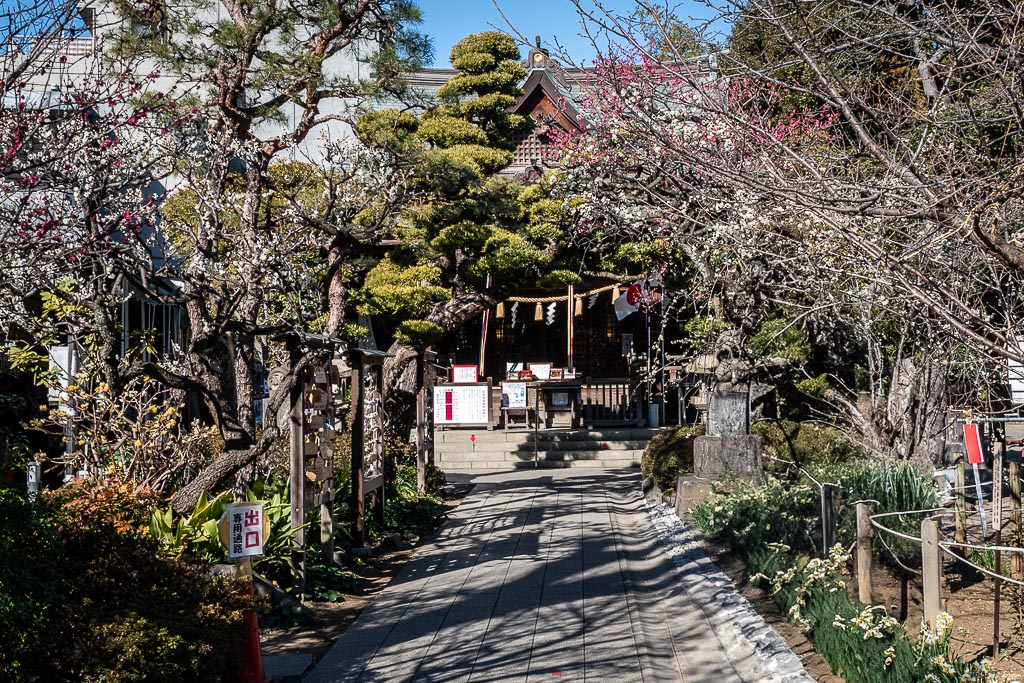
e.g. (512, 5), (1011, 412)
(645, 501), (815, 683)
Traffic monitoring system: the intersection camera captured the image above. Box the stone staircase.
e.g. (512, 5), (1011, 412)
(434, 427), (661, 470)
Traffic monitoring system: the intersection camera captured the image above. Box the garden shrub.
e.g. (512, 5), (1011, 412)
(816, 459), (938, 568)
(0, 486), (67, 682)
(640, 424), (705, 492)
(753, 419), (865, 472)
(380, 461), (448, 540)
(0, 480), (253, 683)
(692, 479), (819, 556)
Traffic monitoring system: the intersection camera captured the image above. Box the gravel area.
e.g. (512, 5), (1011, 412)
(646, 501), (816, 683)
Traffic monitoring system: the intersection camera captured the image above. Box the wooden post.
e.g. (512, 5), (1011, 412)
(1011, 460), (1022, 580)
(288, 342), (306, 593)
(821, 483), (837, 556)
(350, 353), (366, 548)
(993, 443), (1004, 658)
(955, 457), (968, 552)
(415, 354), (426, 493)
(416, 387), (426, 493)
(922, 517), (942, 628)
(857, 501), (874, 605)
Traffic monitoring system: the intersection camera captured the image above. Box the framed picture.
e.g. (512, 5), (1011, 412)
(518, 369), (535, 380)
(529, 362), (552, 381)
(451, 364), (479, 383)
(549, 368), (564, 381)
(506, 370), (520, 380)
(550, 391), (570, 407)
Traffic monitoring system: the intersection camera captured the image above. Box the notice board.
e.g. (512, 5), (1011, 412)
(434, 384), (491, 425)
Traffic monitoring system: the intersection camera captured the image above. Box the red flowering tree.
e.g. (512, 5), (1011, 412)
(557, 0), (1024, 460)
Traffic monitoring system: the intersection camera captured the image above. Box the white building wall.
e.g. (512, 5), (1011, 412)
(7, 0), (374, 163)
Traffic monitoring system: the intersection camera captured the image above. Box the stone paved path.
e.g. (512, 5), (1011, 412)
(304, 468), (788, 683)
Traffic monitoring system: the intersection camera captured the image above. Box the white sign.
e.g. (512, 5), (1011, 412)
(218, 502), (267, 559)
(452, 364), (479, 383)
(1010, 337), (1024, 404)
(529, 363), (552, 380)
(502, 382), (527, 408)
(434, 384), (490, 424)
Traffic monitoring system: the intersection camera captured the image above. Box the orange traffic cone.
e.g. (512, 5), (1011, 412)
(235, 579), (271, 683)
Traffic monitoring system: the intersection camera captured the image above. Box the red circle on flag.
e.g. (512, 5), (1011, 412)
(625, 284), (644, 306)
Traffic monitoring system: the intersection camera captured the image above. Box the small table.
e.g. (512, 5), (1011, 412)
(500, 381), (536, 430)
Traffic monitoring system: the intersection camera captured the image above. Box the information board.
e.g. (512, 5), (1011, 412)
(502, 381), (527, 408)
(434, 384), (490, 424)
(452, 364), (479, 383)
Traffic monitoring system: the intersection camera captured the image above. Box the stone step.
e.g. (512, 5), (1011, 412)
(443, 458), (641, 471)
(437, 450), (642, 466)
(433, 428), (662, 444)
(437, 448), (644, 460)
(434, 439), (649, 453)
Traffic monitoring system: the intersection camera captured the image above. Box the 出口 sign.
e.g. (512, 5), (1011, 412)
(217, 502), (271, 560)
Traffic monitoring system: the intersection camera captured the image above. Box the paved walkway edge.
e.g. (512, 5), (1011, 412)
(645, 501), (815, 683)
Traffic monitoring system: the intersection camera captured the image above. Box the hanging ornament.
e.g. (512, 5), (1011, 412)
(612, 285), (621, 300)
(510, 301), (519, 326)
(574, 297), (583, 316)
(534, 302), (543, 321)
(589, 293), (598, 309)
(546, 302), (557, 326)
(495, 302), (505, 319)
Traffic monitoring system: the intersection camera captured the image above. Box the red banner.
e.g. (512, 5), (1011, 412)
(963, 423), (984, 465)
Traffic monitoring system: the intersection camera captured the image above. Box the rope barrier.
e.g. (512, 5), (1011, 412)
(937, 543), (1024, 587)
(941, 539), (1024, 555)
(505, 282), (627, 304)
(867, 506), (1024, 587)
(878, 532), (924, 576)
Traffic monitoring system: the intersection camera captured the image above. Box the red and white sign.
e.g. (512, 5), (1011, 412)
(218, 502), (267, 559)
(452, 364), (479, 383)
(433, 385), (490, 424)
(963, 423), (985, 465)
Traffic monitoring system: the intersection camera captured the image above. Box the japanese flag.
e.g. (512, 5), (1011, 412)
(613, 282), (644, 320)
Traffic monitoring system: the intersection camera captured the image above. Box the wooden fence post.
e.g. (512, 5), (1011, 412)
(350, 353), (365, 548)
(922, 517), (942, 627)
(857, 501), (874, 605)
(288, 341), (306, 593)
(821, 483), (837, 556)
(415, 354), (426, 493)
(1010, 460), (1023, 580)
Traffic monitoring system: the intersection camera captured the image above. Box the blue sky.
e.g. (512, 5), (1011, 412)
(415, 0), (722, 68)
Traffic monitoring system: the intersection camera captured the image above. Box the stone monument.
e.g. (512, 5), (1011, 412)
(692, 389), (764, 485)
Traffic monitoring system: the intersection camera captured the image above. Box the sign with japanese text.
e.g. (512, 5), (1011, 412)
(434, 384), (490, 424)
(452, 364), (479, 383)
(502, 381), (527, 408)
(217, 502), (270, 560)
